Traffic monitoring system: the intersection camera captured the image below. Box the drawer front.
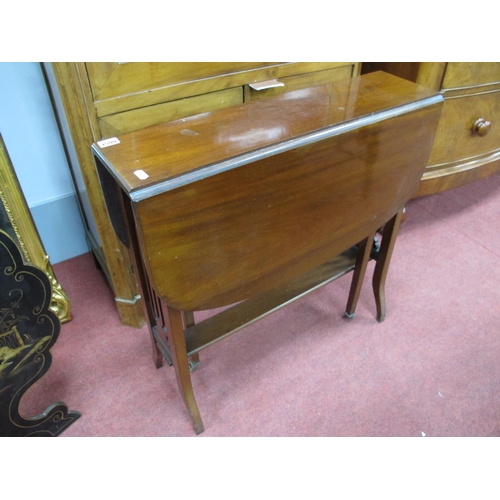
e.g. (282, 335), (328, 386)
(427, 90), (500, 167)
(98, 87), (242, 137)
(442, 63), (500, 89)
(86, 62), (279, 100)
(244, 65), (356, 101)
(87, 62), (358, 118)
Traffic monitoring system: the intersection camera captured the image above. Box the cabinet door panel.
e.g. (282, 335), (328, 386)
(442, 63), (500, 89)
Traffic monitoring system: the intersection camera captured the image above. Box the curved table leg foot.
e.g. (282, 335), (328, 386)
(372, 209), (404, 323)
(345, 230), (376, 318)
(165, 305), (205, 434)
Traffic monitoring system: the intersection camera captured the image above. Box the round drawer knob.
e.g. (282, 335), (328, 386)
(472, 118), (492, 137)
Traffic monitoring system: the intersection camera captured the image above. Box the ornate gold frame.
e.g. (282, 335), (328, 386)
(0, 134), (71, 323)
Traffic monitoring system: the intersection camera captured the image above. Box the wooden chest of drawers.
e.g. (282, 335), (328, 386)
(362, 62), (500, 196)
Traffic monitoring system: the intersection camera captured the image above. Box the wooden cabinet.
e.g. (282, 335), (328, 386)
(51, 62), (360, 327)
(362, 62), (500, 197)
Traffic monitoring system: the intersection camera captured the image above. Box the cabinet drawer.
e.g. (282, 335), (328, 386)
(427, 90), (500, 167)
(442, 63), (500, 89)
(98, 87), (243, 137)
(87, 62), (280, 106)
(243, 65), (355, 101)
(89, 62), (358, 118)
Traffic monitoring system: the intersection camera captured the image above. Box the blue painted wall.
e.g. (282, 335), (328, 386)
(0, 62), (88, 263)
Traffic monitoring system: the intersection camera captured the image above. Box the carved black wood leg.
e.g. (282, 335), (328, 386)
(345, 230), (377, 318)
(372, 209), (404, 322)
(162, 304), (204, 435)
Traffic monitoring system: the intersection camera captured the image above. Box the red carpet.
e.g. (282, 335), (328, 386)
(18, 170), (500, 437)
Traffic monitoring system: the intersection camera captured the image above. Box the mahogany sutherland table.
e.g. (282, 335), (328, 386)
(92, 71), (443, 434)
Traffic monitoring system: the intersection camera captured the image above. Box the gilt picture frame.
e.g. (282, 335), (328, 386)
(0, 133), (71, 323)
